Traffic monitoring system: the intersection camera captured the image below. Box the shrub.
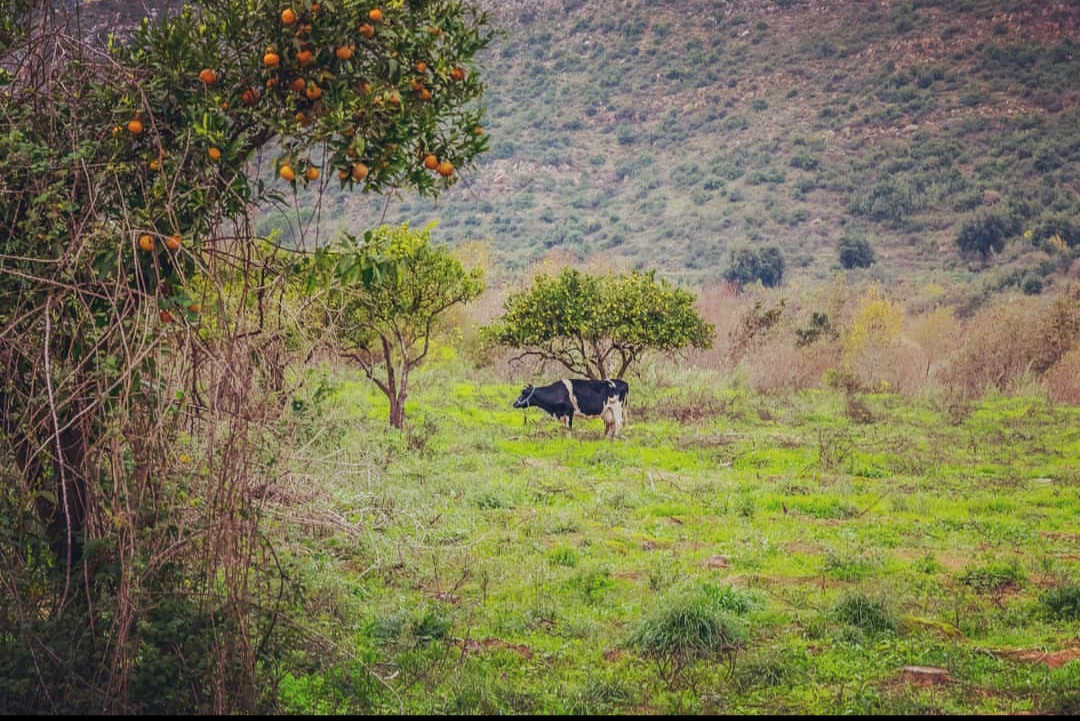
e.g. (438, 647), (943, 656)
(955, 212), (1013, 258)
(838, 236), (876, 269)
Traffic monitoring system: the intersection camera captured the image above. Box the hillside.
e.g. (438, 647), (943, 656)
(323, 0), (1079, 304)
(73, 0), (1080, 304)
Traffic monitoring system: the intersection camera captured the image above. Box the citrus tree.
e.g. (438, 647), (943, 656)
(308, 222), (483, 428)
(0, 0), (491, 712)
(484, 268), (714, 379)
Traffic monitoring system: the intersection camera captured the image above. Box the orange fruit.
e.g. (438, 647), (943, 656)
(127, 118), (143, 134)
(241, 88), (260, 105)
(187, 303), (200, 313)
(148, 159), (161, 171)
(436, 160), (454, 177)
(368, 8), (383, 22)
(418, 87), (432, 101)
(263, 50), (280, 67)
(450, 66), (466, 82)
(305, 166), (319, 181)
(338, 168), (350, 181)
(335, 45), (354, 61)
(296, 49), (314, 66)
(281, 7), (297, 25)
(351, 162), (369, 181)
(305, 83), (322, 100)
(208, 146), (222, 161)
(423, 154), (439, 170)
(279, 163), (296, 181)
(138, 233), (154, 251)
(198, 67), (218, 85)
(290, 76), (307, 92)
(358, 22), (374, 38)
(415, 61), (427, 73)
(165, 233), (182, 251)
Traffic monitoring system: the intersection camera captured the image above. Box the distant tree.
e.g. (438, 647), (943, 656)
(485, 268), (713, 379)
(723, 245), (785, 288)
(310, 223), (484, 429)
(956, 213), (1012, 258)
(838, 236), (876, 269)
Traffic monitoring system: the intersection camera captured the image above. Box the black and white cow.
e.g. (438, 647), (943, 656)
(513, 378), (628, 439)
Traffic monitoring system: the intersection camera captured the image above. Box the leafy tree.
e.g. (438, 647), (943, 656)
(723, 245), (786, 288)
(0, 0), (490, 712)
(838, 236), (876, 269)
(309, 222), (484, 429)
(484, 268), (713, 379)
(955, 212), (1012, 258)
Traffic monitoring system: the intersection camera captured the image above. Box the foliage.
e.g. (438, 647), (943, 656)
(955, 212), (1013, 259)
(483, 268), (713, 379)
(838, 235), (876, 269)
(723, 245), (786, 288)
(627, 583), (750, 687)
(306, 222), (484, 428)
(0, 0), (491, 712)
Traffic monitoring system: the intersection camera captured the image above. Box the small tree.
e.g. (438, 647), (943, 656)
(484, 268), (713, 379)
(723, 245), (785, 288)
(955, 213), (1011, 259)
(311, 223), (484, 428)
(838, 236), (876, 269)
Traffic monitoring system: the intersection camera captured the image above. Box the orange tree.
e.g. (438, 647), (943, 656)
(483, 268), (715, 380)
(308, 222), (484, 429)
(0, 0), (490, 712)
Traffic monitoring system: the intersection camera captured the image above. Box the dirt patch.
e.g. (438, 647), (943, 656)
(1004, 645), (1080, 668)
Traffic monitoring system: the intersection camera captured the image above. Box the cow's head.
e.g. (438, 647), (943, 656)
(513, 385), (535, 408)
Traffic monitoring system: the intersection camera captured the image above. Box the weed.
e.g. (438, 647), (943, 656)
(831, 591), (898, 635)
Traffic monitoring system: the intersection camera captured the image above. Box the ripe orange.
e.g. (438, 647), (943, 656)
(358, 22), (374, 39)
(127, 118), (143, 134)
(241, 88), (260, 106)
(423, 154), (439, 170)
(335, 45), (354, 61)
(138, 233), (154, 251)
(209, 147), (222, 161)
(148, 159), (162, 171)
(415, 61), (428, 73)
(437, 160), (454, 177)
(187, 303), (200, 313)
(351, 162), (369, 181)
(418, 87), (432, 101)
(305, 83), (322, 100)
(263, 50), (280, 67)
(290, 76), (306, 92)
(281, 7), (297, 25)
(198, 67), (218, 85)
(165, 233), (182, 251)
(296, 49), (314, 66)
(368, 8), (383, 22)
(279, 163), (296, 182)
(450, 66), (466, 82)
(305, 166), (320, 181)
(474, 125), (484, 135)
(338, 168), (350, 181)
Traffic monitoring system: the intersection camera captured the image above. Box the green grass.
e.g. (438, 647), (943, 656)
(268, 358), (1080, 714)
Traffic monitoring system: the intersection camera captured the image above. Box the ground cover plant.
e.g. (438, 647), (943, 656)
(262, 355), (1080, 714)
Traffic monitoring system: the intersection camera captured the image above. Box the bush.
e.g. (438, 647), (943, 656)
(955, 212), (1013, 258)
(838, 236), (876, 269)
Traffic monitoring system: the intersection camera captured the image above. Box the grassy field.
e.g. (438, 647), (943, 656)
(267, 356), (1080, 714)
